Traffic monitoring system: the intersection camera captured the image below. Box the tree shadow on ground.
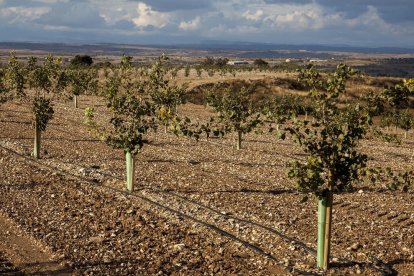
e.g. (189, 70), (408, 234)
(329, 257), (414, 276)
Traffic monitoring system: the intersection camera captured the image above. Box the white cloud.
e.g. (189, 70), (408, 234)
(263, 4), (343, 31)
(33, 0), (69, 4)
(0, 0), (413, 46)
(33, 2), (107, 29)
(346, 6), (400, 34)
(179, 16), (201, 30)
(132, 2), (170, 29)
(95, 1), (137, 24)
(210, 24), (259, 34)
(43, 24), (70, 31)
(0, 6), (50, 22)
(242, 9), (263, 21)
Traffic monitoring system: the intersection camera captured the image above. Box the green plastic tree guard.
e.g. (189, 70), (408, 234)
(317, 195), (327, 269)
(126, 151), (135, 192)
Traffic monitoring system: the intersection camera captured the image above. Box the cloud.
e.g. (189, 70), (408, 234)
(0, 6), (50, 22)
(128, 0), (212, 12)
(263, 4), (342, 31)
(243, 9), (263, 21)
(179, 16), (201, 30)
(34, 2), (106, 28)
(131, 2), (170, 29)
(210, 24), (259, 34)
(0, 0), (413, 47)
(345, 6), (400, 34)
(263, 0), (311, 4)
(32, 0), (69, 4)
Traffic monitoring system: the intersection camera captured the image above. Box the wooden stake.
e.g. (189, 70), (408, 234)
(236, 131), (242, 150)
(33, 122), (41, 159)
(323, 184), (334, 270)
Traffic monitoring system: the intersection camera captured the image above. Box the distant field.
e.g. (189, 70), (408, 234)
(1, 42), (414, 77)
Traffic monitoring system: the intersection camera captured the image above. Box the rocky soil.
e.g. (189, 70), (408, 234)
(0, 97), (413, 275)
(0, 252), (21, 275)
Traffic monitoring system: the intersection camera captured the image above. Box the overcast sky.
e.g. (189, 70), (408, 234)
(0, 0), (413, 47)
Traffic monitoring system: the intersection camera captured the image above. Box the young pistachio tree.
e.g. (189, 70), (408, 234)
(170, 66), (180, 80)
(67, 68), (96, 108)
(1, 55), (55, 160)
(43, 55), (68, 95)
(368, 78), (413, 137)
(26, 56), (65, 159)
(262, 95), (304, 134)
(121, 54), (133, 68)
(195, 66), (203, 78)
(84, 58), (159, 192)
(2, 52), (25, 104)
(0, 69), (5, 103)
(206, 86), (260, 150)
(287, 64), (370, 270)
(148, 55), (187, 133)
(396, 110), (413, 139)
(184, 65), (191, 77)
(383, 79), (413, 137)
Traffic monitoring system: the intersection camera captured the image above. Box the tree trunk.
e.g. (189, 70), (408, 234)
(126, 151), (135, 192)
(236, 131), (242, 150)
(33, 122), (41, 159)
(164, 124), (168, 134)
(74, 95), (78, 108)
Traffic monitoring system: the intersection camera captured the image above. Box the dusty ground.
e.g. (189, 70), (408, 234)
(0, 88), (414, 275)
(0, 210), (68, 275)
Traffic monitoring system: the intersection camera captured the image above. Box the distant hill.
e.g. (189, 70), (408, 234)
(195, 40), (414, 54)
(1, 41), (414, 58)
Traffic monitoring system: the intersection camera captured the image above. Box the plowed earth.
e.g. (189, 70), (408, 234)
(0, 96), (413, 275)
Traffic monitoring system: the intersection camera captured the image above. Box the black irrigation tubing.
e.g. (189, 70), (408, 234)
(2, 103), (410, 197)
(141, 182), (400, 275)
(146, 131), (306, 166)
(1, 109), (296, 191)
(1, 141), (397, 275)
(5, 102), (90, 131)
(155, 190), (317, 256)
(0, 111), (384, 255)
(1, 103), (406, 274)
(143, 145), (291, 187)
(4, 101), (309, 172)
(0, 143), (317, 276)
(5, 101), (291, 153)
(1, 114), (107, 152)
(1, 139), (390, 276)
(1, 109), (403, 273)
